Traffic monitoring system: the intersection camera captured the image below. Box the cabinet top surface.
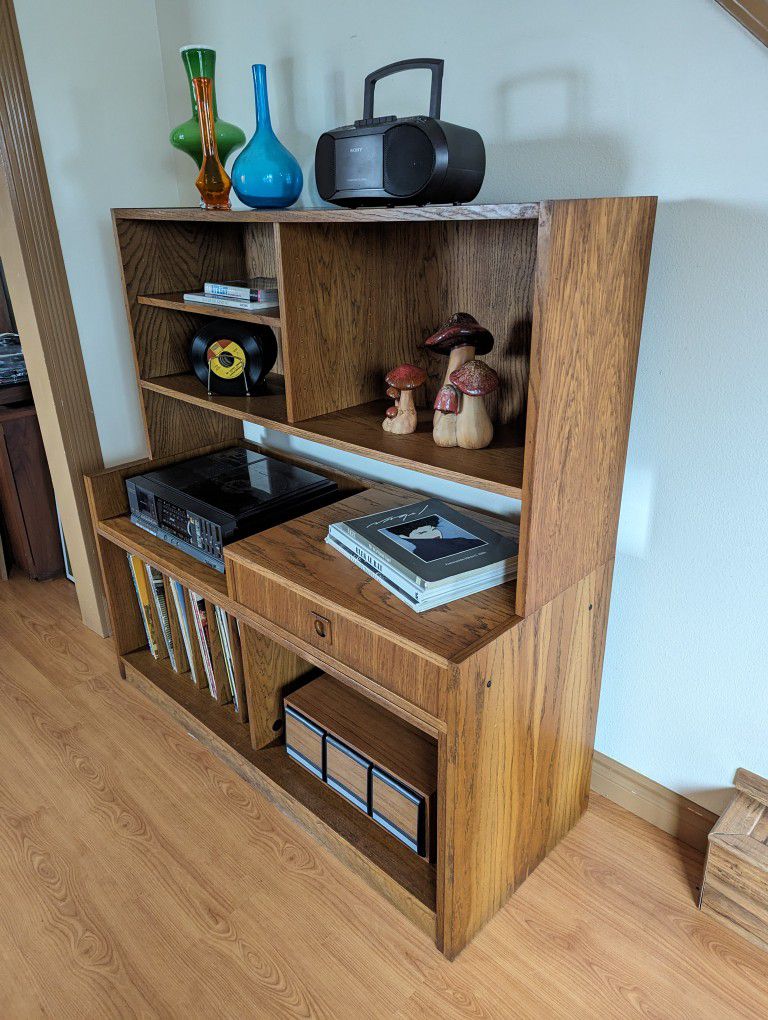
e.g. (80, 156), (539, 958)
(112, 203), (540, 224)
(225, 486), (520, 664)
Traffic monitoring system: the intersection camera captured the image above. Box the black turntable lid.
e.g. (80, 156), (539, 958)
(139, 448), (335, 522)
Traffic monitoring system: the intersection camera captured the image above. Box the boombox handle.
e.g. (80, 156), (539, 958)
(362, 58), (444, 121)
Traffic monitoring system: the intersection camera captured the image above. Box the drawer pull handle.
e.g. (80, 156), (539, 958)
(310, 612), (332, 642)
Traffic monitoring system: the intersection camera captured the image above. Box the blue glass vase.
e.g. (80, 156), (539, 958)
(231, 64), (303, 209)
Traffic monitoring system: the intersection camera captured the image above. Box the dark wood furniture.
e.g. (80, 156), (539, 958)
(0, 402), (63, 579)
(86, 199), (656, 957)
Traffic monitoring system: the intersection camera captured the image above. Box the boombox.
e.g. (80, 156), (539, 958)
(315, 58), (485, 207)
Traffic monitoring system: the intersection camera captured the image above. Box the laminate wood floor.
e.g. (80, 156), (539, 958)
(0, 573), (767, 1018)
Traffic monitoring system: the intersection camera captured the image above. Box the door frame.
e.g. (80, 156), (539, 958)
(0, 0), (108, 634)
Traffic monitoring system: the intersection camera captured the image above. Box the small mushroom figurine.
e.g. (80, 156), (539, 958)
(433, 383), (461, 448)
(382, 364), (427, 435)
(423, 313), (494, 429)
(450, 360), (500, 449)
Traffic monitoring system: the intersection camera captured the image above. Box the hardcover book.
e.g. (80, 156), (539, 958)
(330, 499), (518, 588)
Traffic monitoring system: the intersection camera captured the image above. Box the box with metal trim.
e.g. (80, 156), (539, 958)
(326, 735), (370, 812)
(283, 673), (437, 860)
(284, 705), (324, 779)
(371, 767), (426, 856)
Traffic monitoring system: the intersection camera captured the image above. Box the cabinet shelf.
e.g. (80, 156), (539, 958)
(141, 373), (526, 498)
(97, 515), (230, 603)
(122, 648), (437, 933)
(138, 292), (282, 328)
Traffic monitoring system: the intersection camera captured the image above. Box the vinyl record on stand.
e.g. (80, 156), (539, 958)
(189, 318), (278, 396)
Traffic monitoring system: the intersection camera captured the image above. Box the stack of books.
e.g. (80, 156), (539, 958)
(182, 276), (278, 312)
(326, 498), (518, 612)
(127, 552), (241, 706)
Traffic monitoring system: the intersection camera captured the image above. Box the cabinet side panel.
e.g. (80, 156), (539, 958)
(142, 388), (241, 459)
(517, 198), (656, 617)
(439, 561), (612, 958)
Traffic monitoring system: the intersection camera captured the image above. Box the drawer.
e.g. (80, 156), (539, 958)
(326, 736), (369, 812)
(230, 566), (446, 719)
(284, 706), (324, 779)
(371, 767), (428, 858)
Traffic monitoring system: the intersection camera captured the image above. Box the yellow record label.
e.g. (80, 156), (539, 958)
(207, 339), (246, 379)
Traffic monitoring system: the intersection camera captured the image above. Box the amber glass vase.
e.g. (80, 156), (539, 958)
(191, 76), (231, 210)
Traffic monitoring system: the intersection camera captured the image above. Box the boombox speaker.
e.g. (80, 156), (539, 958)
(315, 58), (485, 208)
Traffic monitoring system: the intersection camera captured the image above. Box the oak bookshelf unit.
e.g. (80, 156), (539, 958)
(87, 198), (656, 958)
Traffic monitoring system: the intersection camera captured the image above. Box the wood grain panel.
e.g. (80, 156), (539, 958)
(230, 566), (447, 720)
(141, 387), (241, 459)
(438, 561), (613, 958)
(277, 218), (537, 425)
(516, 197), (656, 617)
(226, 485), (520, 667)
(239, 624), (314, 749)
(114, 203), (540, 223)
(137, 292), (282, 329)
(0, 4), (107, 631)
(92, 536), (147, 662)
(714, 0), (768, 48)
(243, 221), (278, 277)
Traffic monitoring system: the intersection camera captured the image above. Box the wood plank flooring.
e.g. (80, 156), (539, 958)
(0, 573), (767, 1017)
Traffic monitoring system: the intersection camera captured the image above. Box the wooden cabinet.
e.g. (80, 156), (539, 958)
(86, 199), (656, 957)
(0, 403), (63, 580)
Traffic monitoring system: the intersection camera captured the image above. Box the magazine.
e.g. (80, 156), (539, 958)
(170, 580), (199, 685)
(127, 554), (159, 657)
(188, 591), (216, 697)
(329, 499), (518, 589)
(145, 564), (177, 670)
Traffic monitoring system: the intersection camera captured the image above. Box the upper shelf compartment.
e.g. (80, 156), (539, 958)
(114, 206), (539, 496)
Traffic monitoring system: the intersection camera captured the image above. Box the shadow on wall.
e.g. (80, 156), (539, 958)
(485, 68), (630, 201)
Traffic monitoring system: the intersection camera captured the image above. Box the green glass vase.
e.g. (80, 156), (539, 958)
(170, 46), (245, 168)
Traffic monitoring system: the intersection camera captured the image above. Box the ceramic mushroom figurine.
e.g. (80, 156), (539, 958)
(433, 384), (460, 447)
(450, 360), (500, 449)
(382, 364), (426, 435)
(423, 313), (494, 428)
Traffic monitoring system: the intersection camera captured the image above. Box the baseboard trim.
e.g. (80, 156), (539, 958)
(591, 751), (718, 853)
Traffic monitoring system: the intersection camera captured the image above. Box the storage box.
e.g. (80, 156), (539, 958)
(700, 768), (768, 952)
(284, 706), (324, 779)
(326, 736), (369, 812)
(371, 767), (427, 856)
(284, 674), (437, 860)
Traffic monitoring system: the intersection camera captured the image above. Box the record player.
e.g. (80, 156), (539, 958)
(126, 448), (338, 571)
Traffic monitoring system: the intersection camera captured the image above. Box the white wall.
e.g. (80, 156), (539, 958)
(15, 0), (180, 465)
(152, 0), (768, 813)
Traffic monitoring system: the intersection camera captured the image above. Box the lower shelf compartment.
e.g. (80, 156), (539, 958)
(121, 648), (437, 936)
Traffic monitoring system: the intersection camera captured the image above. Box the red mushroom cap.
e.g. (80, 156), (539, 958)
(423, 312), (494, 357)
(385, 406), (399, 418)
(433, 384), (460, 414)
(450, 359), (500, 396)
(385, 364), (427, 390)
(386, 386), (400, 398)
